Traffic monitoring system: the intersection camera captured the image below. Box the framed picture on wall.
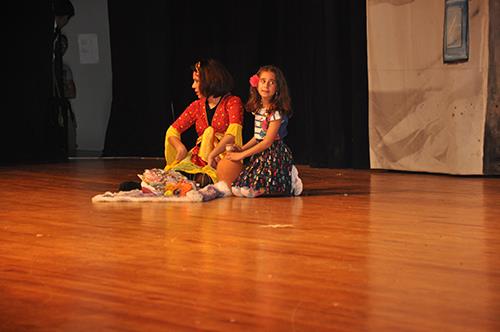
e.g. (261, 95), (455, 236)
(443, 0), (469, 63)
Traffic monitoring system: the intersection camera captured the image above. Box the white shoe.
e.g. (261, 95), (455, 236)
(214, 181), (232, 197)
(293, 177), (303, 196)
(291, 165), (303, 196)
(231, 186), (243, 197)
(240, 187), (264, 198)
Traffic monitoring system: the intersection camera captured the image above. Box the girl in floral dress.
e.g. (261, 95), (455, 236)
(225, 65), (302, 198)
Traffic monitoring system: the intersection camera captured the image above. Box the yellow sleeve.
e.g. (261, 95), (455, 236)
(225, 123), (243, 147)
(164, 126), (180, 165)
(198, 126), (215, 162)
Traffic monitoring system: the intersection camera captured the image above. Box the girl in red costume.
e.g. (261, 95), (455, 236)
(164, 59), (244, 185)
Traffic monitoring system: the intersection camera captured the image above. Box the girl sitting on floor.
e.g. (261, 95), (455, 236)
(225, 65), (302, 198)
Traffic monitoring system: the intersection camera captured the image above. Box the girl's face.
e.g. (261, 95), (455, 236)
(192, 71), (203, 99)
(257, 71), (277, 102)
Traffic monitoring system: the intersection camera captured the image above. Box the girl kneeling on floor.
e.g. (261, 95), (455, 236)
(225, 65), (302, 198)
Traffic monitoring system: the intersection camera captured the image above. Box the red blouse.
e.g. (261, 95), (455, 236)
(172, 95), (243, 137)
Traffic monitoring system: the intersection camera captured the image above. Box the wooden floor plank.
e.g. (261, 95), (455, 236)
(0, 159), (499, 331)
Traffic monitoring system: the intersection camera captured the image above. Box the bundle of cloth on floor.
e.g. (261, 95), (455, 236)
(92, 168), (231, 203)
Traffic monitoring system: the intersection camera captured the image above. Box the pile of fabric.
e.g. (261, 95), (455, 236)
(92, 169), (231, 203)
(138, 168), (196, 197)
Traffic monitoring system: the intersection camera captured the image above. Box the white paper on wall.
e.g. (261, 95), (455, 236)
(78, 33), (100, 64)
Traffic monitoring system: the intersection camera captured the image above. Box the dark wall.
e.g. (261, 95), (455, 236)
(484, 0), (500, 175)
(2, 1), (58, 163)
(1, 1), (368, 168)
(104, 0), (369, 168)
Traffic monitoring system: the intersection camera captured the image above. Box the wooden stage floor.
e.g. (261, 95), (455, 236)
(1, 159), (499, 331)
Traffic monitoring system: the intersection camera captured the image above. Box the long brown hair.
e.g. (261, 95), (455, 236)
(246, 65), (292, 117)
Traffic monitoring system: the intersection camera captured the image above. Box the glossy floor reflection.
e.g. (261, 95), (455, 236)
(0, 160), (499, 331)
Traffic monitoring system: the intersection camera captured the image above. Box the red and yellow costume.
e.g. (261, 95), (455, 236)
(164, 94), (243, 183)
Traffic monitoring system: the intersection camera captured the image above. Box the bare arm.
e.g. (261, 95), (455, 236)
(168, 135), (188, 162)
(241, 137), (259, 151)
(225, 119), (281, 161)
(207, 134), (235, 168)
(166, 101), (198, 163)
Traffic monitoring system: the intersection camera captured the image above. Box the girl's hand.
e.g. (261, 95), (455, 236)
(225, 152), (244, 161)
(225, 144), (241, 152)
(207, 153), (220, 168)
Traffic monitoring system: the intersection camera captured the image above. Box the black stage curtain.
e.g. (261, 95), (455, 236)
(2, 1), (58, 163)
(104, 0), (369, 168)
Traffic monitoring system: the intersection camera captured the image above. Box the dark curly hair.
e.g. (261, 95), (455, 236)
(246, 65), (292, 117)
(192, 59), (234, 98)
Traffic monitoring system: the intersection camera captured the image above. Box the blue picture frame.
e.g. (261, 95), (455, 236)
(443, 0), (469, 63)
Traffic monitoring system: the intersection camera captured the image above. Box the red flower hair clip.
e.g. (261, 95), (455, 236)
(249, 74), (259, 88)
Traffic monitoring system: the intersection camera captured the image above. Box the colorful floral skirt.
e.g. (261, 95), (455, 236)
(233, 140), (293, 195)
